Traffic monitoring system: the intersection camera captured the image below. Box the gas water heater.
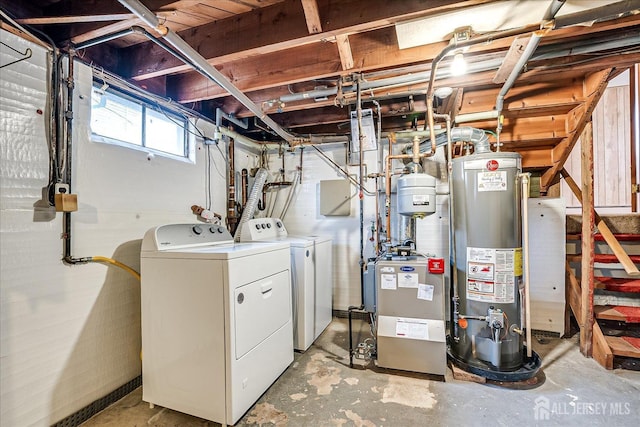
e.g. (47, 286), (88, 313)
(449, 145), (540, 380)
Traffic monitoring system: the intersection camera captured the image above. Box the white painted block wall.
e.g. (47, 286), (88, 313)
(0, 30), (227, 426)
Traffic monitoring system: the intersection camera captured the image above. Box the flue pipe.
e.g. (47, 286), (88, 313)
(117, 0), (296, 144)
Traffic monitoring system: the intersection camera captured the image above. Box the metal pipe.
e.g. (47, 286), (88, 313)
(553, 0), (640, 28)
(495, 0), (566, 148)
(444, 115), (460, 341)
(454, 110), (499, 124)
(520, 172), (533, 358)
(241, 168), (248, 207)
(227, 137), (238, 234)
(309, 145), (376, 195)
(62, 52), (76, 264)
(357, 78), (366, 308)
(384, 133), (395, 246)
(74, 28), (135, 50)
(117, 0), (297, 144)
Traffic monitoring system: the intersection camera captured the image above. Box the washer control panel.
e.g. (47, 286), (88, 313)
(143, 223), (234, 250)
(240, 218), (288, 241)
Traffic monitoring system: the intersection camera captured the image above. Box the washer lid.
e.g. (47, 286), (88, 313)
(141, 240), (290, 259)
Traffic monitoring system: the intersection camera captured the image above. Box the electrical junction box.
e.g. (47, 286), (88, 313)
(55, 194), (78, 212)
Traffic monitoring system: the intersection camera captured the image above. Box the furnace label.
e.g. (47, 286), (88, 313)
(381, 273), (397, 290)
(398, 273), (419, 288)
(417, 283), (435, 301)
(395, 317), (429, 340)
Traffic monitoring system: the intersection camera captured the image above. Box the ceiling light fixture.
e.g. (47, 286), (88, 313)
(450, 52), (467, 76)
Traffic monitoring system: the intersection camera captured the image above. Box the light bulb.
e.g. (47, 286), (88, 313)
(451, 53), (467, 76)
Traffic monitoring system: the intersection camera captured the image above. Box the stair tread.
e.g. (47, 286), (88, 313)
(594, 276), (640, 293)
(593, 254), (640, 263)
(595, 305), (640, 322)
(604, 336), (640, 358)
(567, 233), (640, 241)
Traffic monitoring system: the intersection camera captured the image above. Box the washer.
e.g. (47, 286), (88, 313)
(239, 218), (332, 351)
(140, 223), (293, 426)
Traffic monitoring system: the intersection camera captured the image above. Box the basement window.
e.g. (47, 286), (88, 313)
(90, 83), (190, 160)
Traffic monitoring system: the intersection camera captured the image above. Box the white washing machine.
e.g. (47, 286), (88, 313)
(140, 223), (293, 426)
(239, 218), (333, 351)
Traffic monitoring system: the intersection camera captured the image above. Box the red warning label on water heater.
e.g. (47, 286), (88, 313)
(486, 159), (499, 171)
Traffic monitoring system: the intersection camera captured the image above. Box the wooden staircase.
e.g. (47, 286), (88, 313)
(566, 233), (640, 369)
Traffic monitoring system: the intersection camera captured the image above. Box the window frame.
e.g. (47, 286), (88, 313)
(90, 81), (194, 163)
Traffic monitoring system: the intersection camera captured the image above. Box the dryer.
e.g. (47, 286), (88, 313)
(140, 223), (293, 426)
(239, 218), (333, 351)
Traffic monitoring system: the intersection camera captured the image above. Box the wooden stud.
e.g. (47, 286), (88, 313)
(580, 121), (595, 357)
(335, 34), (354, 71)
(631, 64), (639, 212)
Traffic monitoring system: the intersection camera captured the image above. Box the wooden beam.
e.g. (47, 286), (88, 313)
(493, 36), (530, 84)
(123, 0), (497, 80)
(540, 68), (613, 191)
(565, 261), (583, 325)
(580, 121), (595, 357)
(17, 14), (144, 24)
(301, 0), (323, 34)
(335, 34), (354, 70)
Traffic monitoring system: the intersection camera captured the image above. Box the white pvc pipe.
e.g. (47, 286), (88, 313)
(520, 173), (532, 358)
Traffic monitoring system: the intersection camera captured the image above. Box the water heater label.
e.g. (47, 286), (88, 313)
(466, 247), (517, 303)
(477, 171), (507, 192)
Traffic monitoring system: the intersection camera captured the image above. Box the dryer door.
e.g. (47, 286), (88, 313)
(234, 270), (291, 359)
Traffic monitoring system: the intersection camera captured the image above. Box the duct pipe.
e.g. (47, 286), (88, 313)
(216, 107), (248, 130)
(234, 168), (269, 241)
(217, 125), (281, 150)
(357, 78), (366, 308)
(117, 0), (297, 144)
(495, 0), (566, 148)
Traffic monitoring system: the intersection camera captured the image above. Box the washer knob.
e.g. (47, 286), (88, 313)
(276, 221), (283, 228)
(217, 226), (225, 233)
(255, 224), (260, 230)
(192, 225), (203, 235)
(266, 223), (272, 228)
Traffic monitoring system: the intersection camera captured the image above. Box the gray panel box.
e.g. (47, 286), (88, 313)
(375, 256), (447, 375)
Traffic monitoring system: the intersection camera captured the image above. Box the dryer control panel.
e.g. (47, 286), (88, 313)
(142, 223), (234, 251)
(240, 218), (288, 241)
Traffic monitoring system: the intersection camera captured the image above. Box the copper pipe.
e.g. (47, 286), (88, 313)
(241, 168), (248, 207)
(227, 138), (238, 234)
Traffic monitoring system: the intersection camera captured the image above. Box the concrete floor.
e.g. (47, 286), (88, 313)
(81, 318), (640, 427)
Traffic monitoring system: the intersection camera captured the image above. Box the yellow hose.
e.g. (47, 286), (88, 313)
(91, 256), (141, 281)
